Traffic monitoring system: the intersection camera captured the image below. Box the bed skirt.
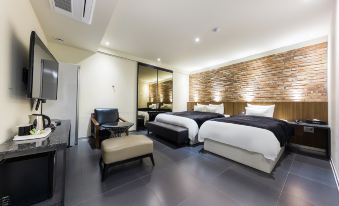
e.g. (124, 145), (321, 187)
(204, 139), (284, 173)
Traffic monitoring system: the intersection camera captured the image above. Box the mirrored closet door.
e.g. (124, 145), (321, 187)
(137, 63), (173, 130)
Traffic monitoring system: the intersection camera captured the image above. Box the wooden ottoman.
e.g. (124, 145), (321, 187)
(99, 135), (154, 181)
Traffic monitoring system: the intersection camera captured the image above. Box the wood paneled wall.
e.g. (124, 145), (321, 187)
(187, 102), (328, 122)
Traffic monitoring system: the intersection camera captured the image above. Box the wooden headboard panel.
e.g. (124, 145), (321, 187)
(187, 102), (328, 122)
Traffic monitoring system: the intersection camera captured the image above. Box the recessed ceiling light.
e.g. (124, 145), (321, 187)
(157, 58), (161, 62)
(55, 37), (64, 43)
(212, 27), (220, 32)
(194, 37), (200, 43)
(105, 41), (110, 46)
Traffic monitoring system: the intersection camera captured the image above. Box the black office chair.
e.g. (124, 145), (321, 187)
(91, 108), (127, 148)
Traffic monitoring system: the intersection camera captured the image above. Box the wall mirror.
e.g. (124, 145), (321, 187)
(137, 63), (173, 130)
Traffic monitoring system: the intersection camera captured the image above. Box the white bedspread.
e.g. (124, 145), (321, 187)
(198, 120), (281, 160)
(155, 113), (199, 141)
(138, 111), (149, 124)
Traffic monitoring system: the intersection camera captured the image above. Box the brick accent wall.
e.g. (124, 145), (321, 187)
(149, 79), (173, 102)
(189, 43), (328, 102)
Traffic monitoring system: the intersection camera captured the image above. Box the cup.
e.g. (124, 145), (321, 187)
(17, 124), (33, 136)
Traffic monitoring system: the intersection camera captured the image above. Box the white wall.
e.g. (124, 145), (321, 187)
(48, 43), (190, 137)
(173, 72), (189, 112)
(0, 1), (47, 144)
(330, 0), (339, 178)
(78, 53), (137, 137)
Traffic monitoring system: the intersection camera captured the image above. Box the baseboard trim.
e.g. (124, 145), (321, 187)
(330, 158), (339, 191)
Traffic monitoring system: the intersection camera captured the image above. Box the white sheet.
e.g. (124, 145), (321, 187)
(198, 120), (281, 160)
(138, 111), (149, 124)
(155, 113), (199, 141)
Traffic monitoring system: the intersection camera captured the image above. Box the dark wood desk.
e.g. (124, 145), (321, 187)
(288, 121), (330, 159)
(0, 120), (70, 206)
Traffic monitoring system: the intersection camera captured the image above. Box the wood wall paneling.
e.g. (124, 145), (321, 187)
(187, 102), (328, 122)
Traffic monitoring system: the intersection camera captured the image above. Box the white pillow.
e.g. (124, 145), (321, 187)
(247, 104), (275, 117)
(194, 105), (207, 112)
(161, 103), (172, 109)
(205, 106), (218, 113)
(209, 103), (224, 114)
(245, 107), (273, 117)
(149, 104), (157, 109)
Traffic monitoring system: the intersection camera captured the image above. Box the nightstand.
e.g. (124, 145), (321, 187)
(288, 121), (330, 159)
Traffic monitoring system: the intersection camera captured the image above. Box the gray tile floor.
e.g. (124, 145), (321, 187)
(65, 132), (339, 206)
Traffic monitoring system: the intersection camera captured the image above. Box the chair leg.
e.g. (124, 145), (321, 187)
(101, 164), (107, 182)
(149, 153), (155, 166)
(99, 156), (103, 167)
(95, 136), (100, 149)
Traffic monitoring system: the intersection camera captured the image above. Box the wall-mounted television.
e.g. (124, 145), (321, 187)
(27, 31), (59, 100)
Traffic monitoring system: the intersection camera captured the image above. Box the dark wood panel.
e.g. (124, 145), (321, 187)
(187, 101), (328, 122)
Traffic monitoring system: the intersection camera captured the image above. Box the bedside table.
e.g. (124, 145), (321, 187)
(288, 121), (330, 159)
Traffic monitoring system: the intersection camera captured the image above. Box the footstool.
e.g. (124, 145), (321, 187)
(99, 135), (154, 181)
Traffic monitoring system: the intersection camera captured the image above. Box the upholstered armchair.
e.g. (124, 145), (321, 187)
(91, 108), (127, 148)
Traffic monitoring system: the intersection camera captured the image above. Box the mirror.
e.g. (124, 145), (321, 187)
(157, 70), (173, 109)
(137, 63), (173, 130)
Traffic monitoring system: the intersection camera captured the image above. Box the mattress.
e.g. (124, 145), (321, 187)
(155, 113), (199, 141)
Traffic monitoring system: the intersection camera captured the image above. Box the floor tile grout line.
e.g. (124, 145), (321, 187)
(71, 177), (142, 206)
(275, 153), (296, 206)
(198, 150), (236, 170)
(139, 176), (167, 206)
(288, 171), (338, 189)
(175, 165), (236, 206)
(289, 154), (337, 189)
(71, 162), (158, 206)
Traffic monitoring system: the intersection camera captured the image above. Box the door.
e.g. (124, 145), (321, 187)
(43, 63), (79, 146)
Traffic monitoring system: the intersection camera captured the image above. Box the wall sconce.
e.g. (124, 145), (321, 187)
(193, 94), (199, 102)
(243, 93), (254, 102)
(214, 95), (222, 102)
(213, 91), (222, 102)
(290, 89), (303, 102)
(242, 86), (255, 102)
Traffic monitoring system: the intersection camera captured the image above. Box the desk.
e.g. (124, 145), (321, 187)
(0, 120), (70, 206)
(288, 121), (330, 159)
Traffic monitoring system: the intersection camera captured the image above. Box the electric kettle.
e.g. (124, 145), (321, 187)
(29, 114), (51, 130)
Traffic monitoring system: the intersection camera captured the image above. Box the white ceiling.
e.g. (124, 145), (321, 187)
(31, 0), (332, 73)
(30, 0), (118, 51)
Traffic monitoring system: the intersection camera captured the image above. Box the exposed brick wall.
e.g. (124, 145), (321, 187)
(149, 80), (173, 102)
(189, 43), (328, 102)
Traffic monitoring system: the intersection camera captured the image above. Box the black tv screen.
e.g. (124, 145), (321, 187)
(27, 31), (58, 100)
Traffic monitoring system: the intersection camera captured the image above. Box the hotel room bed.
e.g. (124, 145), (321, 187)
(149, 111), (224, 145)
(199, 115), (292, 173)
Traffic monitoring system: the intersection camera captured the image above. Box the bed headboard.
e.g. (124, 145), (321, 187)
(187, 102), (328, 122)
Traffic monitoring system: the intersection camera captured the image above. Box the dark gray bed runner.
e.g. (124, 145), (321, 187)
(212, 115), (292, 147)
(167, 111), (224, 128)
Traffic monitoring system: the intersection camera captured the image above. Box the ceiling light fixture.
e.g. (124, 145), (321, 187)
(212, 27), (220, 32)
(194, 37), (200, 43)
(157, 58), (161, 62)
(105, 41), (110, 46)
(55, 37), (64, 43)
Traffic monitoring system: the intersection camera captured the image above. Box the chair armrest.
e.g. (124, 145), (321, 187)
(119, 117), (127, 122)
(91, 117), (100, 127)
